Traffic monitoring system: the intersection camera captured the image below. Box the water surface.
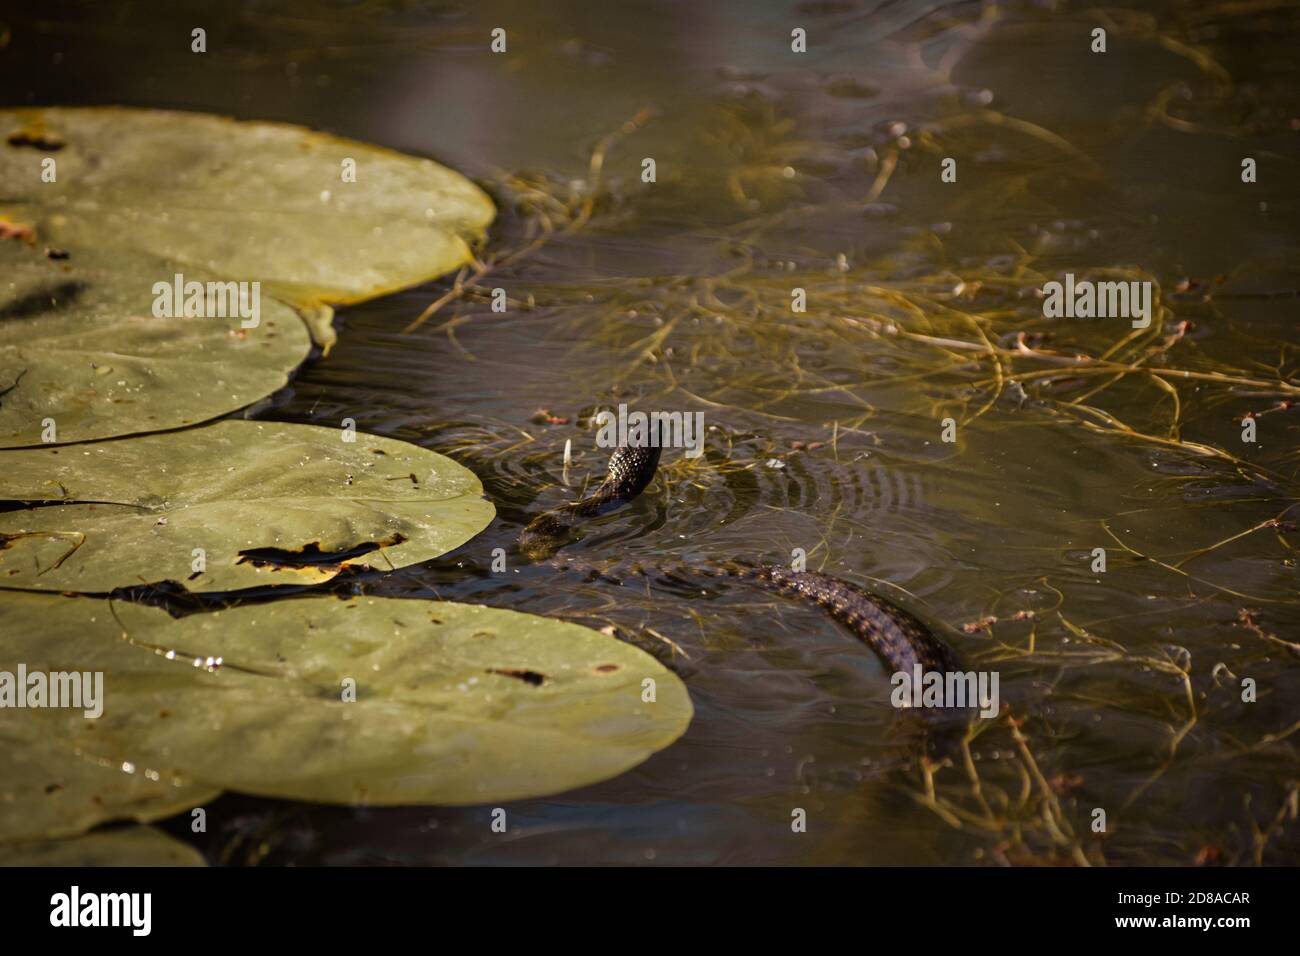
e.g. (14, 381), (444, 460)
(5, 0), (1299, 865)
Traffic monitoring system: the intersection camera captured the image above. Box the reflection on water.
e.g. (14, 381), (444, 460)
(6, 0), (1299, 864)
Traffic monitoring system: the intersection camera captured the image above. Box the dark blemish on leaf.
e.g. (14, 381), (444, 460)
(45, 247), (69, 260)
(487, 667), (546, 686)
(0, 280), (87, 322)
(236, 533), (406, 569)
(187, 570), (202, 580)
(6, 128), (64, 151)
(594, 663), (620, 673)
(370, 448), (387, 455)
(383, 473), (418, 485)
(44, 783), (62, 795)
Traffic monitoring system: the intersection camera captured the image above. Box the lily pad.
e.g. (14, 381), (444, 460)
(0, 725), (218, 846)
(0, 241), (311, 449)
(0, 591), (693, 814)
(0, 419), (495, 593)
(0, 106), (495, 446)
(0, 826), (206, 866)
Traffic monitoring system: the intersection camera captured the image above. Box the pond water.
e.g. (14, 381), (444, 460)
(5, 0), (1299, 864)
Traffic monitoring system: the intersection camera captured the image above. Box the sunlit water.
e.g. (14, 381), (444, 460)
(6, 0), (1299, 864)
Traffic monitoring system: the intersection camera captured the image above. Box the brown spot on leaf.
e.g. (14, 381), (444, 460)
(594, 663), (620, 673)
(6, 126), (64, 150)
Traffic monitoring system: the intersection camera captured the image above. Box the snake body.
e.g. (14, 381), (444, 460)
(521, 445), (957, 678)
(729, 564), (957, 675)
(519, 445), (660, 556)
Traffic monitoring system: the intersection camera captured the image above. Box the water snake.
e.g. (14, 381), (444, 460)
(520, 443), (959, 679)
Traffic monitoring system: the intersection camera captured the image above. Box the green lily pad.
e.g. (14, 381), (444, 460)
(0, 722), (218, 846)
(0, 241), (312, 449)
(0, 740), (219, 847)
(0, 106), (495, 446)
(0, 419), (495, 593)
(0, 826), (206, 866)
(0, 591), (693, 817)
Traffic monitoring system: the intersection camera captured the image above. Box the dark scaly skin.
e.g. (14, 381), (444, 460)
(520, 443), (957, 676)
(732, 565), (957, 675)
(519, 445), (661, 558)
